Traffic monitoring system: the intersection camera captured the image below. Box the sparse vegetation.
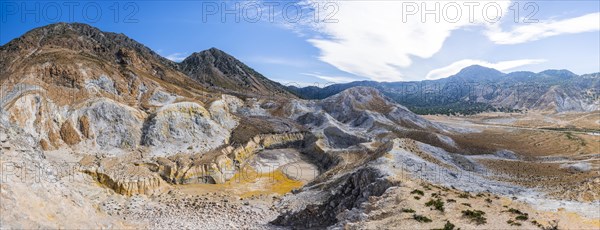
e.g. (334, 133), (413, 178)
(531, 220), (542, 228)
(564, 132), (587, 146)
(432, 221), (458, 230)
(446, 199), (456, 203)
(458, 192), (471, 199)
(462, 209), (487, 225)
(413, 214), (432, 223)
(507, 220), (522, 226)
(414, 196), (421, 200)
(505, 208), (524, 215)
(406, 102), (518, 116)
(461, 203), (471, 207)
(425, 198), (445, 212)
(515, 215), (529, 221)
(411, 189), (425, 196)
(422, 184), (432, 190)
(484, 198), (492, 203)
(401, 208), (415, 213)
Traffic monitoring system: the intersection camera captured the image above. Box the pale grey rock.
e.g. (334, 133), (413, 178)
(85, 75), (117, 95)
(81, 99), (145, 151)
(148, 90), (177, 107)
(208, 95), (242, 130)
(142, 102), (231, 156)
(560, 162), (592, 173)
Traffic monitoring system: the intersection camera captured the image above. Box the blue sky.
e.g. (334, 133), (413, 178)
(1, 1), (599, 87)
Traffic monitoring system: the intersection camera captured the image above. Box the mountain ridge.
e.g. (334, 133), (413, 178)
(287, 65), (600, 114)
(1, 22), (295, 99)
(178, 47), (295, 97)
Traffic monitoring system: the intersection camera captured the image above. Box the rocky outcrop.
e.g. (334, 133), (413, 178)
(78, 99), (146, 151)
(154, 132), (308, 185)
(208, 95), (243, 130)
(284, 87), (451, 152)
(0, 119), (130, 229)
(272, 167), (396, 228)
(78, 132), (309, 194)
(1, 79), (245, 156)
(59, 119), (82, 145)
(142, 102), (233, 156)
(84, 169), (166, 196)
(80, 156), (169, 196)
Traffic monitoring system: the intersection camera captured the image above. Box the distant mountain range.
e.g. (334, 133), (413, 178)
(288, 65), (600, 114)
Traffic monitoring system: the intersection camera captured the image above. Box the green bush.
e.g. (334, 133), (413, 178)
(515, 215), (529, 221)
(411, 189), (425, 196)
(401, 208), (415, 213)
(458, 193), (471, 199)
(507, 220), (521, 226)
(432, 221), (457, 230)
(413, 214), (432, 223)
(425, 198), (445, 212)
(462, 209), (487, 225)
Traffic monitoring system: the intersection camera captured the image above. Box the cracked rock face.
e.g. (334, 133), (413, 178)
(81, 99), (145, 151)
(272, 167), (396, 228)
(142, 102), (234, 157)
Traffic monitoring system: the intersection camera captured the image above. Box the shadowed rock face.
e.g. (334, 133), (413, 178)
(323, 127), (368, 148)
(272, 167), (395, 228)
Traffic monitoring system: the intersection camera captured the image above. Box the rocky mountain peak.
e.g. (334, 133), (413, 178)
(0, 22), (207, 110)
(449, 65), (505, 82)
(0, 23), (177, 78)
(179, 48), (295, 97)
(4, 22), (151, 56)
(181, 47), (238, 69)
(323, 86), (396, 115)
(538, 69), (577, 78)
(333, 86), (384, 100)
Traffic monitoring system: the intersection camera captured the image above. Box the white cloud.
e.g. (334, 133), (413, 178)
(426, 59), (547, 80)
(302, 73), (357, 83)
(302, 1), (511, 82)
(295, 1), (598, 81)
(486, 12), (600, 45)
(165, 53), (188, 62)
